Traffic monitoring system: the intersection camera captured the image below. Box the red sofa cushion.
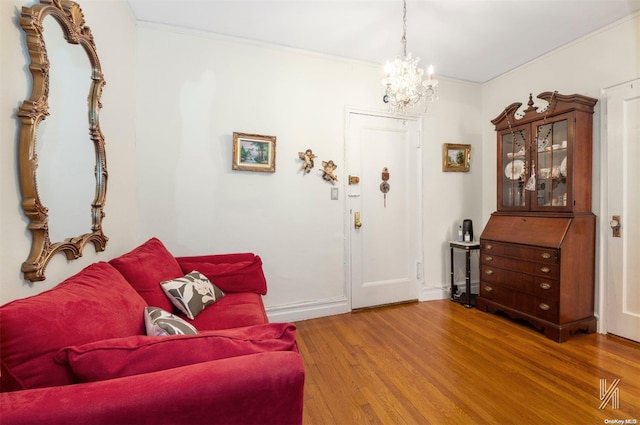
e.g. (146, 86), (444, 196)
(0, 262), (147, 391)
(186, 292), (269, 330)
(177, 254), (267, 295)
(1, 352), (305, 425)
(55, 323), (298, 382)
(110, 237), (184, 312)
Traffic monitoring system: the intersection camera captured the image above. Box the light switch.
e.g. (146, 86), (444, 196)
(331, 187), (339, 200)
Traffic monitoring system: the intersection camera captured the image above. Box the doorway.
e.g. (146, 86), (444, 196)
(601, 79), (640, 342)
(346, 111), (423, 309)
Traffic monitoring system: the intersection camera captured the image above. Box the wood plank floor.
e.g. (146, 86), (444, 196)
(295, 300), (640, 424)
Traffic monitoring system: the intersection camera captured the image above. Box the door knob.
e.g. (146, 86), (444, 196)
(354, 212), (362, 229)
(610, 215), (621, 237)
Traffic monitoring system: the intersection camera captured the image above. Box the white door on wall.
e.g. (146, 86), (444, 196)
(603, 79), (640, 342)
(347, 111), (423, 309)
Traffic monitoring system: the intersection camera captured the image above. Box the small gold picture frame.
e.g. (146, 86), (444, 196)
(232, 132), (276, 173)
(443, 143), (471, 172)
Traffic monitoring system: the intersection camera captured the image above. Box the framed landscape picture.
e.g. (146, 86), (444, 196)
(232, 132), (276, 173)
(443, 143), (471, 172)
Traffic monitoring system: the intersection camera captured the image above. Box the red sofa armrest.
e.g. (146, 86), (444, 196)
(175, 253), (267, 295)
(1, 351), (304, 425)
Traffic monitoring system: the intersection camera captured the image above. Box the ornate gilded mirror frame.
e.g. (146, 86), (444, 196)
(18, 0), (107, 281)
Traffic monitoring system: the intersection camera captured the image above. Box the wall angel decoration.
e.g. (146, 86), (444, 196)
(298, 149), (316, 175)
(321, 160), (338, 185)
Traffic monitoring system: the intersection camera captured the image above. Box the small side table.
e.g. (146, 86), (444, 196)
(449, 241), (480, 308)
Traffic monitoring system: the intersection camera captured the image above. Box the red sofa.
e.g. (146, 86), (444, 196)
(0, 238), (304, 425)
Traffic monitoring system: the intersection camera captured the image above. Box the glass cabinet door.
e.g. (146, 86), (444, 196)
(499, 125), (529, 210)
(533, 114), (570, 210)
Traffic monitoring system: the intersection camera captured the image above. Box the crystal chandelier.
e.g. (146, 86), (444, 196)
(382, 0), (438, 113)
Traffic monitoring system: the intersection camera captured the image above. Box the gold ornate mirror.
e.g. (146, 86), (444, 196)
(18, 0), (107, 281)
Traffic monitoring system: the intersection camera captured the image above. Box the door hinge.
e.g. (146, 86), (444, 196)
(416, 262), (423, 279)
(416, 131), (422, 148)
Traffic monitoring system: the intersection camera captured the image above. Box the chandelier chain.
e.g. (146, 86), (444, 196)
(402, 0), (407, 57)
(381, 0), (438, 113)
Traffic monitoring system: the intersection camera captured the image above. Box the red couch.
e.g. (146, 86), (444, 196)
(0, 238), (304, 425)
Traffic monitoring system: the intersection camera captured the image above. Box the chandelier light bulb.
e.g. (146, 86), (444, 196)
(381, 0), (439, 113)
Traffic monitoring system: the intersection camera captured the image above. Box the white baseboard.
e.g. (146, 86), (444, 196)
(267, 282), (479, 322)
(266, 297), (350, 323)
(419, 285), (449, 301)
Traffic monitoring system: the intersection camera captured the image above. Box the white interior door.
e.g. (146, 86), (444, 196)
(603, 79), (640, 342)
(347, 111), (422, 309)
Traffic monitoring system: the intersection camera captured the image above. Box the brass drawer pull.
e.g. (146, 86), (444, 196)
(484, 269), (494, 276)
(541, 253), (551, 259)
(538, 303), (551, 311)
(540, 266), (550, 273)
(485, 244), (493, 250)
(485, 256), (493, 261)
(539, 283), (551, 290)
(484, 286), (493, 292)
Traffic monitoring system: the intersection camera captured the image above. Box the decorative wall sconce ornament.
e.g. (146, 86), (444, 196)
(382, 0), (438, 113)
(321, 160), (338, 185)
(298, 149), (317, 175)
(380, 167), (390, 207)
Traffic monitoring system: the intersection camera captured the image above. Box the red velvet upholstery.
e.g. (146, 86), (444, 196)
(110, 237), (183, 312)
(1, 352), (305, 425)
(186, 292), (269, 330)
(56, 323), (298, 382)
(0, 240), (304, 424)
(0, 262), (147, 391)
(177, 254), (268, 295)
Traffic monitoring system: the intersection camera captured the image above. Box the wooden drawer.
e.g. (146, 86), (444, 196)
(481, 266), (532, 288)
(481, 240), (558, 264)
(516, 292), (559, 323)
(479, 282), (515, 305)
(480, 266), (559, 301)
(533, 277), (559, 300)
(480, 283), (559, 323)
(482, 255), (559, 278)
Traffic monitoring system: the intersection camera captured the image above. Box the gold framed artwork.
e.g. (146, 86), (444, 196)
(443, 143), (471, 172)
(232, 132), (276, 173)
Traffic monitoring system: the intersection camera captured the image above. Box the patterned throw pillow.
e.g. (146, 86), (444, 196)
(144, 306), (198, 336)
(160, 271), (225, 320)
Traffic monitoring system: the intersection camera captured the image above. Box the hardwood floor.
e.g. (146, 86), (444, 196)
(295, 300), (640, 424)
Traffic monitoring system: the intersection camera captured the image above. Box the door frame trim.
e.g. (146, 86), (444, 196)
(598, 79), (640, 336)
(344, 107), (424, 310)
(598, 86), (609, 334)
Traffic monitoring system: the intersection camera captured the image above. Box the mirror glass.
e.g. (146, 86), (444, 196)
(18, 1), (108, 281)
(37, 15), (94, 242)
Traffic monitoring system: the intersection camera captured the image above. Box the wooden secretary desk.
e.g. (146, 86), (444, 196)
(477, 92), (598, 342)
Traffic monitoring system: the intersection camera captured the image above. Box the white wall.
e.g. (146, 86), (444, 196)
(5, 4), (633, 322)
(135, 24), (482, 319)
(0, 0), (138, 304)
(480, 13), (640, 325)
(0, 2), (480, 313)
(481, 12), (640, 225)
(422, 79), (483, 296)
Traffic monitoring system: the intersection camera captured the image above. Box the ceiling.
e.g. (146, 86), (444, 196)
(127, 0), (640, 83)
